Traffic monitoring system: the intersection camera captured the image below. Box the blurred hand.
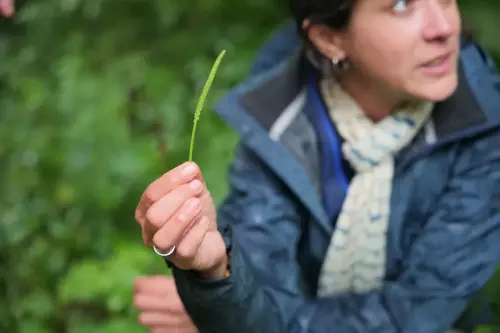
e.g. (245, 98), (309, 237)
(135, 161), (228, 278)
(134, 275), (197, 333)
(0, 0), (13, 17)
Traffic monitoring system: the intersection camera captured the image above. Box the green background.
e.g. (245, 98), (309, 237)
(0, 1), (499, 332)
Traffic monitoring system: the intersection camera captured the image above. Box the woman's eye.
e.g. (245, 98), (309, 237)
(392, 0), (409, 13)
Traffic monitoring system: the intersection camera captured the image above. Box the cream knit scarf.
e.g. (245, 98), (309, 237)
(317, 76), (434, 297)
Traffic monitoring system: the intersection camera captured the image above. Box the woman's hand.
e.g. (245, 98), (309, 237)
(134, 275), (198, 333)
(0, 0), (13, 17)
(135, 162), (228, 278)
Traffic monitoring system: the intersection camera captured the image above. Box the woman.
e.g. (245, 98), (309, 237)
(135, 0), (500, 332)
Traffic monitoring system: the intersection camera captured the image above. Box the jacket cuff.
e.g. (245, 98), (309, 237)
(172, 225), (255, 323)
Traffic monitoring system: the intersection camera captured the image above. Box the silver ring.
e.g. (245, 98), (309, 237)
(153, 244), (176, 257)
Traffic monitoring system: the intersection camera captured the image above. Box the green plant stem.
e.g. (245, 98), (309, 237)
(189, 50), (226, 162)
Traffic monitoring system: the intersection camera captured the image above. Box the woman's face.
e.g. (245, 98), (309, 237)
(314, 0), (461, 103)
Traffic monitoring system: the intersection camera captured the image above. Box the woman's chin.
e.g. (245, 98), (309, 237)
(412, 71), (459, 103)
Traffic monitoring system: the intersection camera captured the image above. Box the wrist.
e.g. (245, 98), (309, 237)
(200, 254), (229, 279)
(199, 230), (231, 279)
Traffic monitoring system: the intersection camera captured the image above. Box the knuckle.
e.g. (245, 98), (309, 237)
(176, 197), (201, 221)
(176, 243), (195, 259)
(144, 185), (159, 203)
(134, 206), (145, 223)
(134, 208), (141, 222)
(145, 207), (163, 228)
(152, 232), (173, 252)
(173, 185), (194, 204)
(145, 173), (174, 202)
(142, 231), (152, 246)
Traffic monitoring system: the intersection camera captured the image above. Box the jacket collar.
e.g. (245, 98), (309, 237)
(232, 43), (500, 145)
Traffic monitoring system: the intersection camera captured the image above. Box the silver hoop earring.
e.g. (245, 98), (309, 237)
(332, 58), (350, 72)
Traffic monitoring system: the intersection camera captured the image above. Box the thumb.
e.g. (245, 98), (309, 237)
(183, 161), (210, 198)
(184, 161), (206, 183)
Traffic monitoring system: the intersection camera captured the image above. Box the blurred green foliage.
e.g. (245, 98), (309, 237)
(0, 1), (499, 332)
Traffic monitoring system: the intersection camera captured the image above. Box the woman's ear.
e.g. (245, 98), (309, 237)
(303, 19), (347, 62)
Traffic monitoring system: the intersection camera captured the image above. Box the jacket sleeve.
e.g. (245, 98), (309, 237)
(173, 133), (500, 333)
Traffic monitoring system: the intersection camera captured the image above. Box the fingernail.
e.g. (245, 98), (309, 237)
(179, 199), (200, 221)
(189, 179), (203, 192)
(182, 163), (197, 177)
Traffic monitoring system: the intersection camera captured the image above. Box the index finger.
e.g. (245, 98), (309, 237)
(134, 275), (177, 294)
(135, 162), (201, 222)
(134, 294), (186, 314)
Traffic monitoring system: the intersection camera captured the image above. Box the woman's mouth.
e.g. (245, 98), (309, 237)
(420, 53), (453, 76)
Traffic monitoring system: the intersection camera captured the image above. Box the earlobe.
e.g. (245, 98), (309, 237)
(306, 23), (346, 62)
